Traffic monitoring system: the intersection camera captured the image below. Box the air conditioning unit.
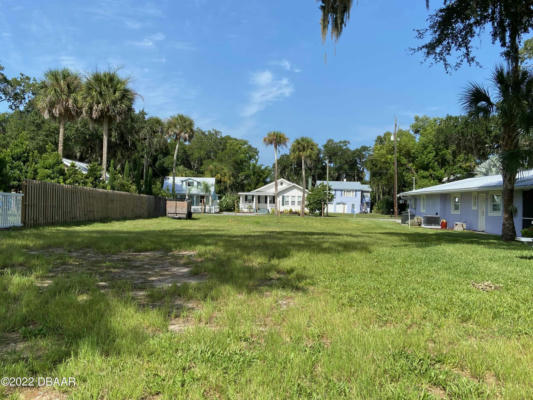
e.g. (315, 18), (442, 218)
(422, 215), (441, 228)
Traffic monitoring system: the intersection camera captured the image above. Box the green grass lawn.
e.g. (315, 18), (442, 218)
(1, 215), (532, 399)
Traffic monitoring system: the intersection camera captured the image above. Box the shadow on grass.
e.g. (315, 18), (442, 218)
(0, 224), (373, 376)
(369, 229), (529, 251)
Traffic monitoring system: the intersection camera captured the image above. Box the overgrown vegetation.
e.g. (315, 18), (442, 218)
(1, 216), (532, 398)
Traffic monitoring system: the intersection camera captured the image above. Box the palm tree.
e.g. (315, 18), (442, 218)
(166, 114), (194, 198)
(462, 65), (533, 241)
(290, 137), (319, 217)
(81, 71), (135, 180)
(263, 131), (289, 216)
(138, 116), (165, 186)
(201, 181), (212, 213)
(35, 68), (82, 157)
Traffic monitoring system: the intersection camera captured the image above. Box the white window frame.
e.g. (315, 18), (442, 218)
(343, 190), (355, 197)
(488, 192), (502, 216)
(451, 193), (461, 215)
(472, 192), (478, 210)
(297, 196), (302, 206)
(420, 195), (426, 213)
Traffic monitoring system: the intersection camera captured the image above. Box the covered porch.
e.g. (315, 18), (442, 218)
(239, 193), (276, 213)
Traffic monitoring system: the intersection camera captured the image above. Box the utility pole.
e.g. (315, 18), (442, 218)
(326, 158), (329, 217)
(393, 117), (398, 218)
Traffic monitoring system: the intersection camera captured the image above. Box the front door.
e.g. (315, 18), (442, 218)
(478, 193), (486, 231)
(523, 190), (533, 229)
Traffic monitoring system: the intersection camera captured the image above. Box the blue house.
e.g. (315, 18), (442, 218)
(316, 180), (371, 214)
(163, 177), (219, 213)
(400, 169), (533, 237)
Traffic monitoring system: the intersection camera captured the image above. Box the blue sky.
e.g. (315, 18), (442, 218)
(0, 0), (506, 165)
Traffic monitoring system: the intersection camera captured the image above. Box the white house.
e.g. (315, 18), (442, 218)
(163, 177), (219, 213)
(238, 179), (308, 213)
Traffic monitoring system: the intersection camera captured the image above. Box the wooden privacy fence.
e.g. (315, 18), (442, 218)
(22, 180), (167, 227)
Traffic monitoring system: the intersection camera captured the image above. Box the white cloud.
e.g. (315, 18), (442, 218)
(58, 56), (85, 72)
(269, 59), (301, 73)
(128, 32), (165, 48)
(173, 41), (196, 51)
(241, 70), (294, 117)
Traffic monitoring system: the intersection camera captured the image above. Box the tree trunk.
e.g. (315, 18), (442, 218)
(101, 118), (109, 181)
(274, 145), (279, 216)
(172, 139), (180, 199)
(501, 167), (516, 241)
(301, 156), (306, 217)
(143, 151), (148, 185)
(500, 29), (520, 241)
(58, 119), (65, 157)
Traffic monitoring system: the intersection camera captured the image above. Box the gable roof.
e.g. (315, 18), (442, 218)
(238, 179), (307, 195)
(400, 169), (533, 196)
(316, 180), (371, 191)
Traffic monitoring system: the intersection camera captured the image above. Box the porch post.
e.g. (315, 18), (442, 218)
(267, 195), (270, 211)
(253, 195), (257, 211)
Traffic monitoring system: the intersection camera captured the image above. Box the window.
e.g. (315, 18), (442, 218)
(187, 181), (194, 187)
(451, 193), (461, 214)
(342, 190), (355, 197)
(291, 196), (296, 206)
(421, 195), (426, 212)
(472, 192), (478, 210)
(488, 192), (502, 216)
(297, 196), (302, 206)
(282, 196), (286, 206)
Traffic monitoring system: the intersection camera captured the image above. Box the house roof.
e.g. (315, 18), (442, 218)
(316, 180), (371, 191)
(238, 179), (307, 195)
(62, 158), (90, 174)
(62, 158), (110, 181)
(400, 169), (533, 197)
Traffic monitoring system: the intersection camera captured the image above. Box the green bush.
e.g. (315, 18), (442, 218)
(375, 196), (394, 215)
(521, 227), (533, 238)
(219, 193), (239, 212)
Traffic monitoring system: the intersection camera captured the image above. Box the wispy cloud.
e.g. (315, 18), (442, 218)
(58, 55), (85, 72)
(128, 32), (166, 48)
(173, 41), (197, 51)
(241, 70), (294, 117)
(269, 59), (301, 73)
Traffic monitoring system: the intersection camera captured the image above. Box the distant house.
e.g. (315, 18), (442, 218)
(316, 180), (371, 214)
(400, 170), (533, 237)
(163, 177), (219, 213)
(238, 179), (307, 213)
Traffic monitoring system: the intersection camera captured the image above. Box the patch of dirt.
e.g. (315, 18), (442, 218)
(31, 249), (206, 297)
(12, 388), (67, 400)
(471, 281), (502, 292)
(485, 371), (499, 385)
(0, 332), (28, 355)
(426, 385), (447, 399)
(278, 297), (294, 309)
(452, 367), (477, 382)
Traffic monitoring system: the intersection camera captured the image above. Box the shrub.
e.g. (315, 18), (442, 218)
(522, 227), (533, 238)
(219, 193), (239, 212)
(375, 196), (394, 215)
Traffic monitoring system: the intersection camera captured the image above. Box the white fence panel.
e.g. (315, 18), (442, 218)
(0, 192), (23, 228)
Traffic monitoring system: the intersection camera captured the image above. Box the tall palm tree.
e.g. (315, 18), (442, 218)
(166, 114), (195, 198)
(139, 116), (165, 186)
(462, 65), (533, 240)
(35, 68), (82, 157)
(81, 71), (135, 180)
(290, 137), (319, 217)
(263, 131), (289, 216)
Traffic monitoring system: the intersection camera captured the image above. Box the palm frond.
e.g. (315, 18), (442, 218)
(460, 82), (494, 118)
